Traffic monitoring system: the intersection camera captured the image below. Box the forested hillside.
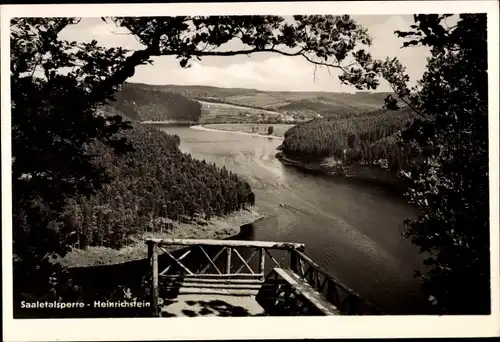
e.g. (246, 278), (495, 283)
(105, 83), (202, 122)
(61, 123), (255, 249)
(279, 107), (417, 172)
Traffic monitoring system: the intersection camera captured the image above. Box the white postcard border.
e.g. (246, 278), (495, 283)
(2, 1), (499, 341)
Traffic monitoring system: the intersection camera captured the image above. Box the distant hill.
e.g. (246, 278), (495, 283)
(103, 83), (202, 122)
(271, 92), (393, 117)
(104, 82), (396, 123)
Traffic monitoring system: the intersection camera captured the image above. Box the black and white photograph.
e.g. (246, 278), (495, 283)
(2, 1), (499, 341)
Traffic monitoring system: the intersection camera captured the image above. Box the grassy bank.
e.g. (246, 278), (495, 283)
(203, 123), (295, 137)
(58, 207), (261, 268)
(140, 120), (197, 125)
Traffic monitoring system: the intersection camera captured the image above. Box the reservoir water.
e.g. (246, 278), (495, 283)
(160, 125), (429, 314)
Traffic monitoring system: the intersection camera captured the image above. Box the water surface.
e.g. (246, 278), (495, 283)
(161, 126), (428, 314)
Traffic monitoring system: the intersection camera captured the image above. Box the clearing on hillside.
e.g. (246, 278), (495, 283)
(198, 100), (281, 123)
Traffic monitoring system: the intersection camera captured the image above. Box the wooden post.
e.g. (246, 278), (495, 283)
(327, 279), (340, 308)
(326, 279), (334, 303)
(290, 249), (298, 273)
(148, 241), (159, 317)
(259, 248), (265, 280)
(225, 247), (232, 274)
(308, 268), (315, 286)
(349, 295), (359, 315)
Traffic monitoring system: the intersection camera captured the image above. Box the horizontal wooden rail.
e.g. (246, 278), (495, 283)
(161, 273), (265, 279)
(146, 238), (381, 316)
(146, 238), (305, 250)
(294, 250), (359, 298)
(292, 250), (382, 315)
(273, 267), (340, 315)
(146, 238), (305, 316)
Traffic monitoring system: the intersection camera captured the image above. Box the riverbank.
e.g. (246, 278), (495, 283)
(275, 152), (406, 194)
(58, 207), (262, 268)
(140, 120), (197, 126)
(191, 124), (287, 140)
(204, 123), (294, 137)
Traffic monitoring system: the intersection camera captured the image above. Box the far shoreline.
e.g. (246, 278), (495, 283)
(190, 124), (287, 140)
(275, 152), (408, 196)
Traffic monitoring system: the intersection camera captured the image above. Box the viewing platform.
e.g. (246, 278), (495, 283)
(146, 238), (381, 317)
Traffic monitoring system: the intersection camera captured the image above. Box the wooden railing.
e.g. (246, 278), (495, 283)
(146, 238), (381, 316)
(289, 249), (382, 315)
(146, 238), (305, 316)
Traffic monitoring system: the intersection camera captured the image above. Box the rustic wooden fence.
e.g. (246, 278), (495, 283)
(289, 249), (381, 315)
(146, 238), (381, 316)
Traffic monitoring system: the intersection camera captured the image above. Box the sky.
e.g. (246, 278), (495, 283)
(58, 15), (432, 93)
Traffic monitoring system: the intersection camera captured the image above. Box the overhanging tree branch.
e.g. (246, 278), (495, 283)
(387, 83), (426, 118)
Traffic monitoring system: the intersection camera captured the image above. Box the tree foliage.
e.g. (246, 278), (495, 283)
(11, 15), (382, 304)
(11, 14), (489, 314)
(109, 15), (373, 83)
(386, 14), (489, 314)
(11, 18), (134, 299)
(277, 14), (490, 314)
